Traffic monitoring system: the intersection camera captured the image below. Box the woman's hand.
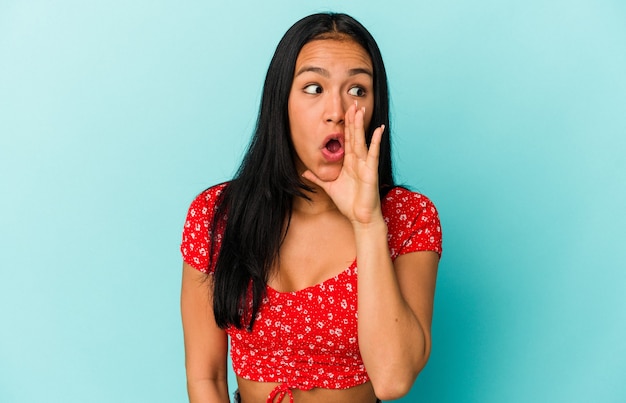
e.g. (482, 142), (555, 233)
(302, 102), (385, 225)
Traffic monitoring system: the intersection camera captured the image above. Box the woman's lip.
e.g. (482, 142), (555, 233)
(321, 147), (344, 162)
(320, 133), (345, 149)
(320, 133), (345, 162)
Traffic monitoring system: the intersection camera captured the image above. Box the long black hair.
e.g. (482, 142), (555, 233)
(211, 13), (395, 330)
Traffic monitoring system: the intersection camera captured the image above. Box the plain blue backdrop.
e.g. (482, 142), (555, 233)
(1, 0), (625, 402)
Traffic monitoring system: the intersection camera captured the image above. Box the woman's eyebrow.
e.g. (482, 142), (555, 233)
(348, 67), (373, 77)
(295, 66), (329, 77)
(295, 66), (373, 77)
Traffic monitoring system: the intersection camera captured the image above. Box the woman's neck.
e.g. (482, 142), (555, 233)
(293, 184), (338, 215)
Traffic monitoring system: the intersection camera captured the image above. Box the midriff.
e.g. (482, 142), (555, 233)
(236, 377), (378, 403)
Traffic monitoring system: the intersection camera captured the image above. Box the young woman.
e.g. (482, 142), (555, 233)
(180, 13), (442, 403)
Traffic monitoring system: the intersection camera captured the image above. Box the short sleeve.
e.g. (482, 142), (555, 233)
(382, 188), (443, 260)
(180, 184), (227, 273)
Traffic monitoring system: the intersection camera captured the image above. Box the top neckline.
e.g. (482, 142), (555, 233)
(266, 259), (357, 296)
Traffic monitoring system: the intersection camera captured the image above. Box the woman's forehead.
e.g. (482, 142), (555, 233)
(294, 39), (373, 72)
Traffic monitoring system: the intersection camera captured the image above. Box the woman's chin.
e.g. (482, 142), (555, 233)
(313, 167), (342, 183)
(301, 167), (341, 186)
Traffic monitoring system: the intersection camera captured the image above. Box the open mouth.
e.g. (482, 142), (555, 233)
(321, 136), (345, 162)
(325, 138), (342, 153)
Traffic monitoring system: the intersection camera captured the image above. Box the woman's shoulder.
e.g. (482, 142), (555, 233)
(381, 186), (438, 213)
(192, 182), (229, 206)
(182, 182), (230, 238)
(181, 182), (229, 273)
(381, 186), (442, 257)
(184, 182), (229, 218)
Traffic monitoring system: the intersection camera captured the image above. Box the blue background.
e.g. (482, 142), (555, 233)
(1, 0), (625, 402)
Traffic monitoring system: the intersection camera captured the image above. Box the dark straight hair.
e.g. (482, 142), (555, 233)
(211, 13), (395, 330)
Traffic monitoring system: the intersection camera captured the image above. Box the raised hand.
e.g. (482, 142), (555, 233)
(302, 102), (385, 225)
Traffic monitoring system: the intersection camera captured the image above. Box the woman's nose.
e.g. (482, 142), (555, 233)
(324, 92), (345, 124)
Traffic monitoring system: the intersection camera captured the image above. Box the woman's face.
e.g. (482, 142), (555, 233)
(288, 38), (374, 182)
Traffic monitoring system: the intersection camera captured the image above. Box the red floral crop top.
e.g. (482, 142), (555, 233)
(181, 183), (442, 402)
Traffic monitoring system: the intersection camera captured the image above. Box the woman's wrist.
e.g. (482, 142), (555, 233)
(351, 214), (387, 235)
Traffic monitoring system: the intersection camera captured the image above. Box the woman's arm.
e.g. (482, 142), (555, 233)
(302, 104), (439, 400)
(353, 220), (439, 400)
(180, 262), (230, 402)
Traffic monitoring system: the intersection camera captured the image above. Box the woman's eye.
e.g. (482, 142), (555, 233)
(303, 84), (322, 94)
(348, 86), (366, 97)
